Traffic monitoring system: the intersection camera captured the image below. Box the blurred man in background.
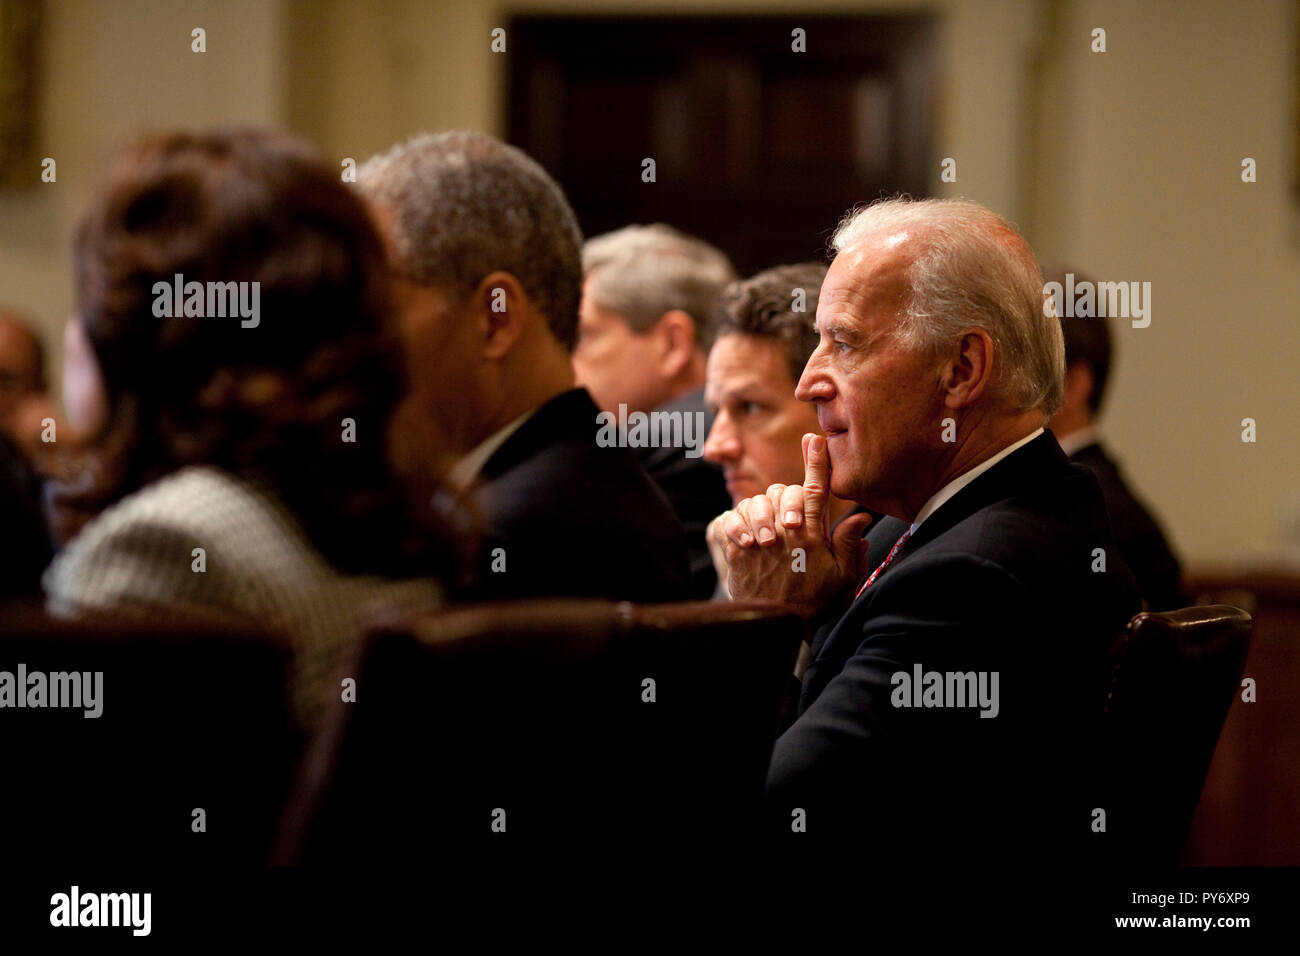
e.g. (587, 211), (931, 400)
(0, 308), (57, 462)
(0, 308), (53, 595)
(574, 224), (733, 597)
(1044, 267), (1185, 610)
(702, 262), (856, 597)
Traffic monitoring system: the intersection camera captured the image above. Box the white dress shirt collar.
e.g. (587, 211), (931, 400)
(445, 409), (535, 493)
(909, 427), (1045, 534)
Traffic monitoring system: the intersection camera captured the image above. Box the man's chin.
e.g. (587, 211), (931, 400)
(827, 471), (860, 504)
(824, 443), (851, 495)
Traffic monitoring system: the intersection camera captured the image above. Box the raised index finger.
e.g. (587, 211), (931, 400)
(802, 432), (830, 532)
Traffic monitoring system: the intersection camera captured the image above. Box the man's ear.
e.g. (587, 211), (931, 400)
(941, 328), (995, 411)
(653, 309), (698, 378)
(474, 271), (530, 361)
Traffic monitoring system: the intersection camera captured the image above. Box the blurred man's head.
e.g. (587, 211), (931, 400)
(574, 224), (734, 415)
(797, 198), (1064, 520)
(0, 309), (55, 458)
(358, 132), (582, 456)
(0, 310), (46, 419)
(703, 263), (828, 504)
(1042, 267), (1113, 441)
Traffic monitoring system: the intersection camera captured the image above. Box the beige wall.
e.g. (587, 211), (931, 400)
(2, 0), (1295, 566)
(0, 0), (285, 382)
(1028, 0), (1300, 565)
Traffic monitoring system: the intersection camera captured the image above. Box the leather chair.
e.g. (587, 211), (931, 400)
(0, 600), (298, 863)
(1099, 604), (1253, 864)
(276, 599), (803, 862)
(1182, 572), (1300, 864)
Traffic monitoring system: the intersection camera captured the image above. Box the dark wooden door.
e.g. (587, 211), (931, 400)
(509, 14), (938, 274)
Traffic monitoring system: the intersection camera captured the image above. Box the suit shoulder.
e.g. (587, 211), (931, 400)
(932, 478), (1105, 567)
(896, 466), (1134, 609)
(484, 436), (680, 531)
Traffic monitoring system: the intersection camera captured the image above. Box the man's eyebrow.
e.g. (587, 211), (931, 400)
(815, 320), (861, 341)
(714, 379), (765, 400)
(713, 374), (776, 403)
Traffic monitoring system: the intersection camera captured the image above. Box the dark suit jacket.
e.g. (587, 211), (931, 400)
(765, 432), (1140, 857)
(458, 388), (689, 603)
(1070, 440), (1185, 611)
(634, 388), (730, 599)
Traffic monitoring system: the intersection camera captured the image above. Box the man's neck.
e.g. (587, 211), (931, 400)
(483, 382), (569, 439)
(445, 367), (573, 490)
(480, 340), (575, 441)
(899, 411), (1047, 522)
(907, 425), (1044, 531)
(655, 358), (708, 410)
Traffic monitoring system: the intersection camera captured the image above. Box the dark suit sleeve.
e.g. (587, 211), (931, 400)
(1073, 448), (1185, 611)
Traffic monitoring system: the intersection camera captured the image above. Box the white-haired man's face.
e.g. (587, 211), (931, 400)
(795, 237), (946, 518)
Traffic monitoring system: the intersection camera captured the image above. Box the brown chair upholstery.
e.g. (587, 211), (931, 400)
(276, 599), (803, 862)
(1100, 604), (1253, 864)
(0, 600), (298, 863)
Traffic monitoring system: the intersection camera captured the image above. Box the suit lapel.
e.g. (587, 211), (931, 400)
(799, 433), (1070, 711)
(807, 515), (908, 661)
(860, 515), (911, 575)
(898, 432), (1068, 555)
(480, 388), (596, 481)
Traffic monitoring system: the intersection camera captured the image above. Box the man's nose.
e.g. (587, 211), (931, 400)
(702, 412), (739, 463)
(796, 351), (833, 403)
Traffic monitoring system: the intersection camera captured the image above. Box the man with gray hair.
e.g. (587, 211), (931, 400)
(574, 224), (734, 597)
(710, 198), (1139, 857)
(358, 132), (688, 602)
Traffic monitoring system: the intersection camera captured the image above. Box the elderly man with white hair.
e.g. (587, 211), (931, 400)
(711, 197), (1140, 856)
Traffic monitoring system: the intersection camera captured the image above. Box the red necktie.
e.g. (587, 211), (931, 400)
(855, 528), (913, 599)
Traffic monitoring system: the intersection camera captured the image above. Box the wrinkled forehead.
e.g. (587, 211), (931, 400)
(707, 333), (794, 393)
(815, 236), (915, 335)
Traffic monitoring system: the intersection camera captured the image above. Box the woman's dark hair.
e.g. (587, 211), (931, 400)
(64, 127), (439, 576)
